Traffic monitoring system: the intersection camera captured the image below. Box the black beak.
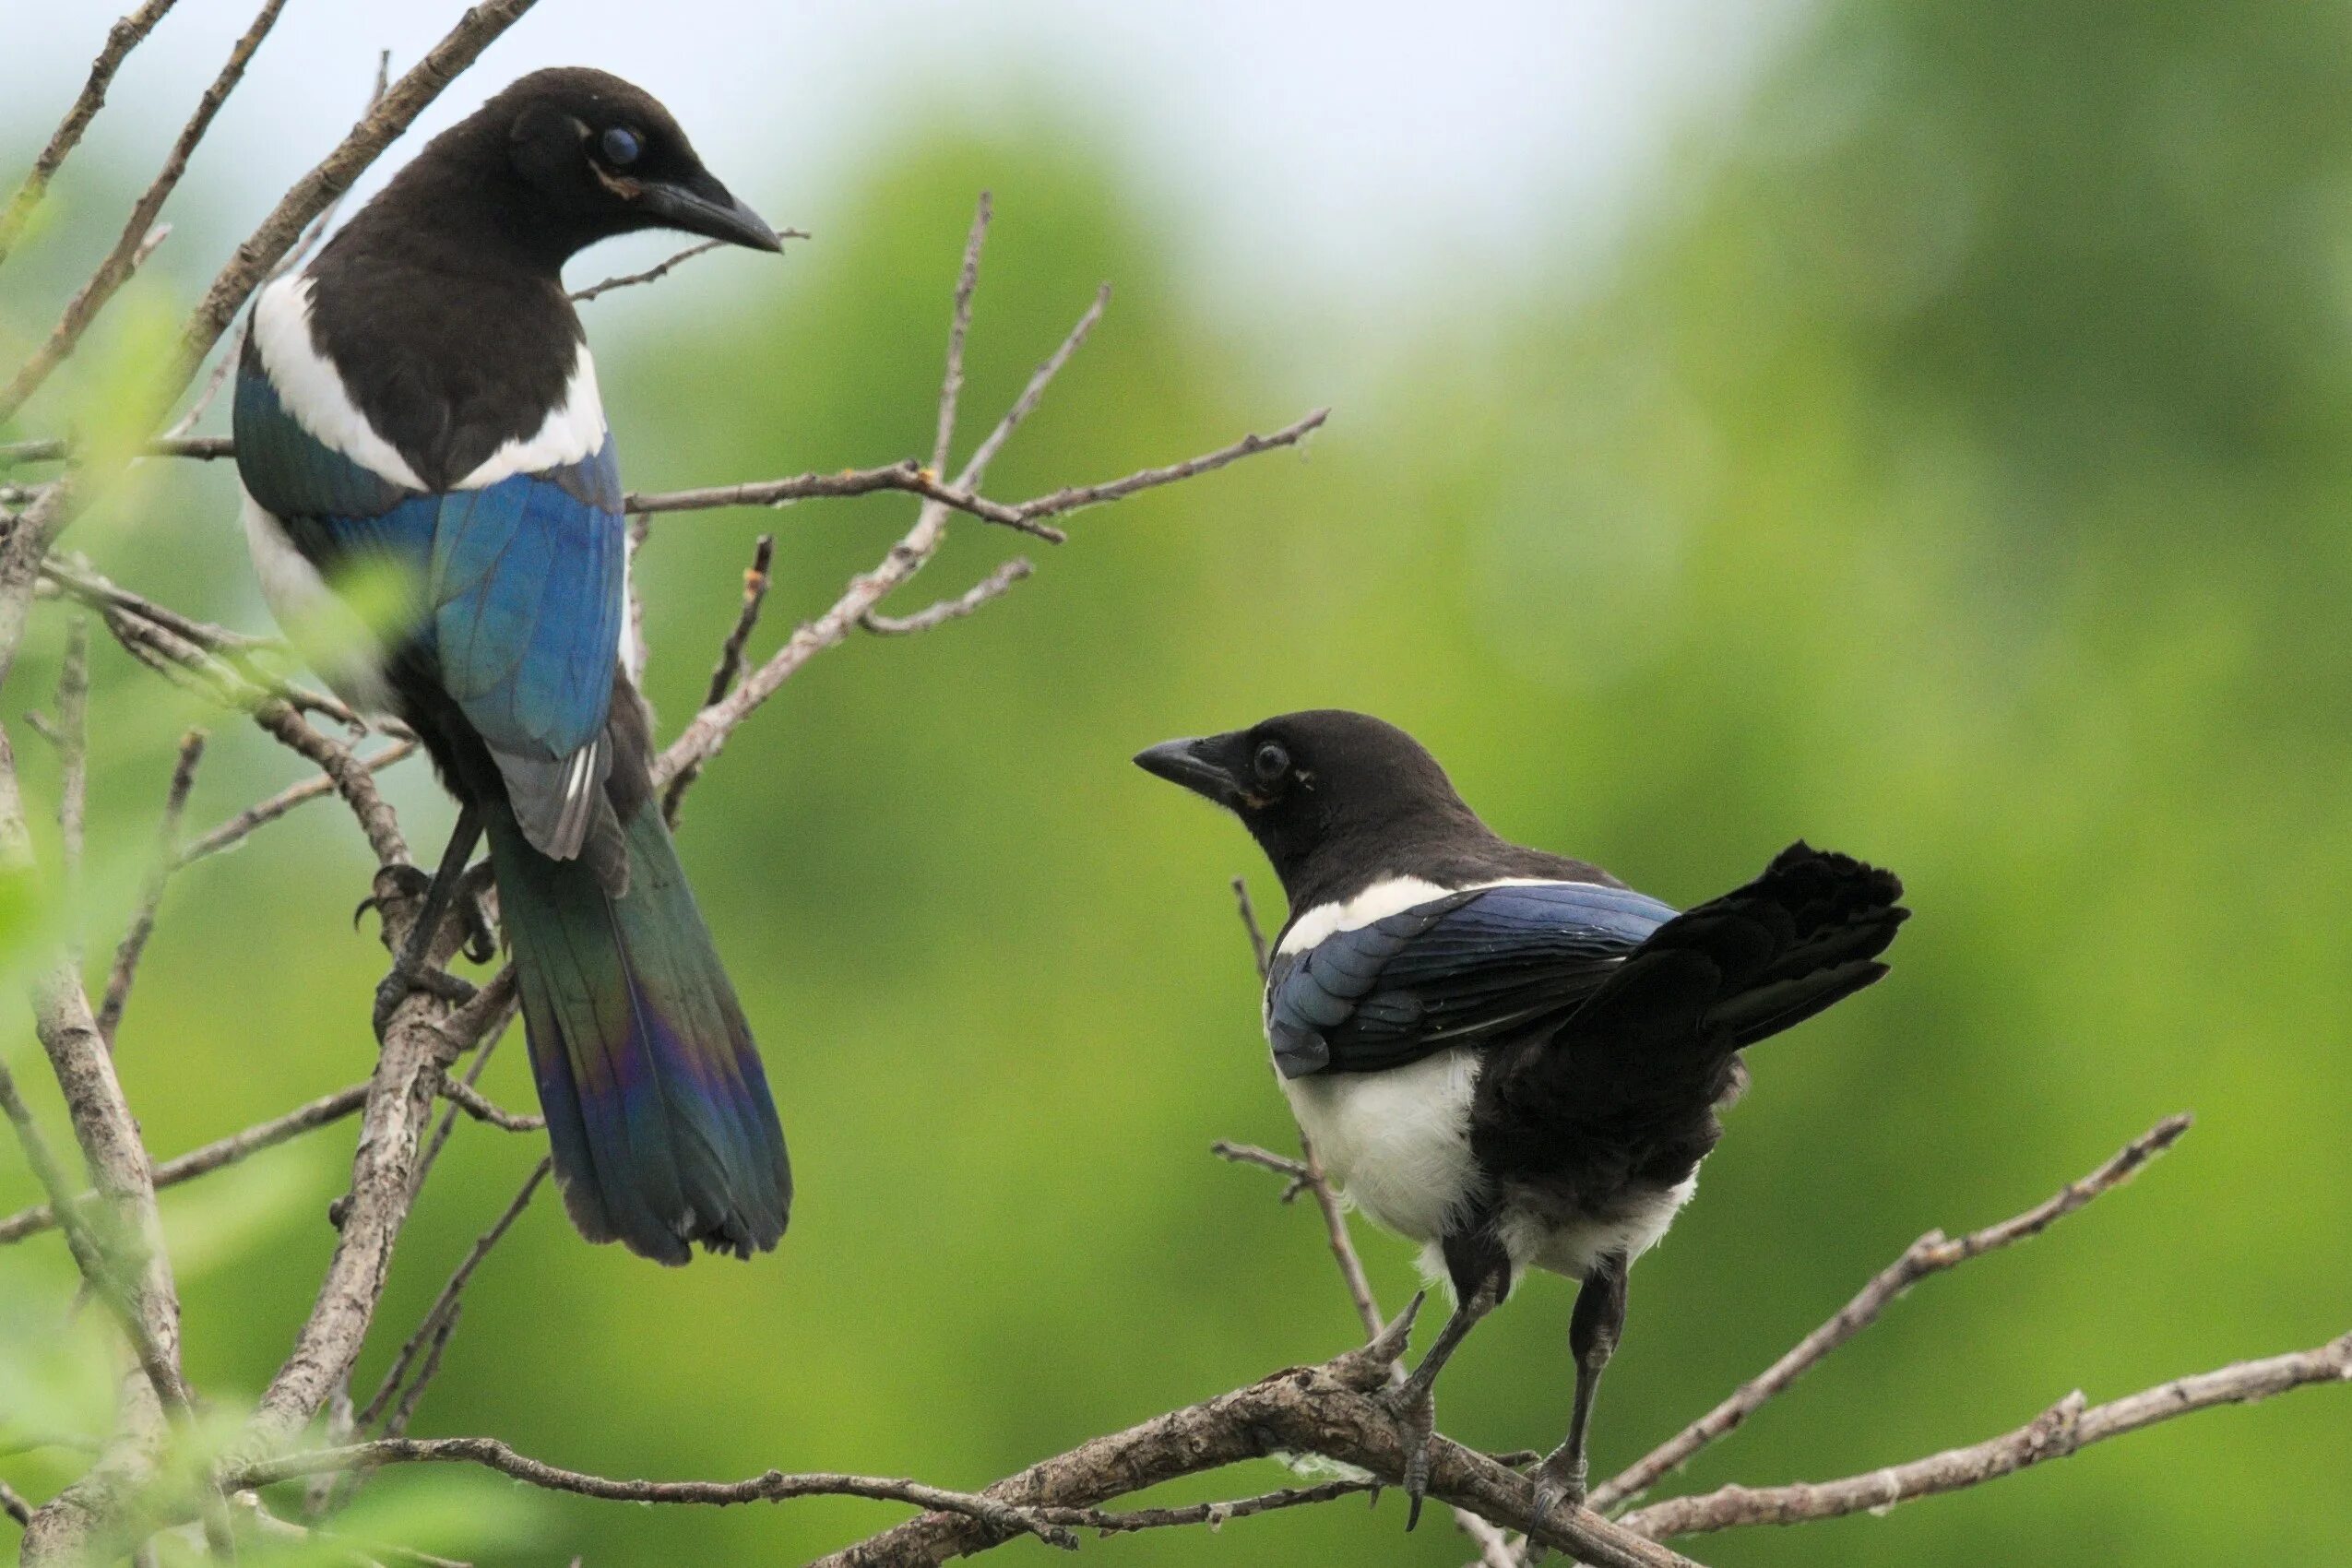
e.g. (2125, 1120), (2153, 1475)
(1134, 736), (1245, 810)
(639, 171), (783, 252)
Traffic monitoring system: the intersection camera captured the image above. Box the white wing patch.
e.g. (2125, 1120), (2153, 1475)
(453, 345), (605, 489)
(249, 275), (426, 491)
(1275, 874), (1577, 957)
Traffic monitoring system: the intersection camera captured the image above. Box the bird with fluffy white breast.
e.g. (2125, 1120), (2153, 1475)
(1136, 709), (1907, 1527)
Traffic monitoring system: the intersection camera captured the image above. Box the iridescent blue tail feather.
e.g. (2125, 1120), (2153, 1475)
(490, 803), (790, 1265)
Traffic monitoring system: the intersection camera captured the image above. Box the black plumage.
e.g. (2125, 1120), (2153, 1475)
(1135, 708), (1907, 1526)
(232, 67), (790, 1264)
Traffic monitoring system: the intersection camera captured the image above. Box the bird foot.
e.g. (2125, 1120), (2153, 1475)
(1376, 1382), (1439, 1532)
(357, 862), (500, 965)
(371, 963), (478, 1037)
(1523, 1447), (1588, 1561)
(353, 862), (433, 932)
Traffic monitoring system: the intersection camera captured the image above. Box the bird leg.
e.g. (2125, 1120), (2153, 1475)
(1382, 1228), (1511, 1531)
(371, 803), (485, 1036)
(1531, 1251), (1629, 1535)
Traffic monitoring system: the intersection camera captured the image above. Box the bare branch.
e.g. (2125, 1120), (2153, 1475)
(1209, 1139), (1308, 1196)
(1229, 876), (1270, 981)
(434, 1079), (542, 1133)
(0, 436), (234, 464)
(172, 0), (541, 394)
(0, 0), (183, 266)
(959, 285), (1108, 487)
(1620, 1332), (2352, 1540)
(53, 619), (91, 894)
(164, 49), (394, 444)
(1592, 1112), (2195, 1513)
(860, 559), (1032, 636)
(660, 534), (775, 825)
(0, 0), (290, 423)
(812, 1318), (1696, 1568)
(231, 1437), (1085, 1552)
(250, 702), (410, 868)
(626, 459), (1071, 542)
(0, 1053), (184, 1415)
(932, 194), (991, 471)
(568, 234), (805, 303)
(354, 1158), (550, 1436)
(1004, 410), (1327, 526)
(0, 1080), (370, 1245)
(178, 738), (416, 866)
(98, 730), (207, 1046)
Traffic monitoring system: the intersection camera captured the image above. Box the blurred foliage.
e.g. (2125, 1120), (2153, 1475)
(4, 0), (2351, 1563)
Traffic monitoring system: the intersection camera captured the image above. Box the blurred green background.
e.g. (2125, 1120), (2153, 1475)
(5, 1), (2350, 1564)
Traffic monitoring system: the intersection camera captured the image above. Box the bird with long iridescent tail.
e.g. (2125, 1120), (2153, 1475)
(232, 68), (790, 1264)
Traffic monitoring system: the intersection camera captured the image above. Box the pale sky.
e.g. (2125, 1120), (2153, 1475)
(9, 0), (1803, 310)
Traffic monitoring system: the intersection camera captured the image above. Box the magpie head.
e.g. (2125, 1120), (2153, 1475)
(442, 66), (782, 259)
(1134, 709), (1478, 889)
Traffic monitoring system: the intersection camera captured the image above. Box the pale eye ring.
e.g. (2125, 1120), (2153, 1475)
(1252, 742), (1289, 782)
(601, 126), (642, 166)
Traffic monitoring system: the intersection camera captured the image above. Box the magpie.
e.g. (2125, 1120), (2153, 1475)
(232, 67), (790, 1265)
(1135, 709), (1906, 1526)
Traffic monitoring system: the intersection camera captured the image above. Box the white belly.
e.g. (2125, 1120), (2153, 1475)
(1282, 1049), (1485, 1247)
(1499, 1173), (1699, 1279)
(1282, 1044), (1701, 1291)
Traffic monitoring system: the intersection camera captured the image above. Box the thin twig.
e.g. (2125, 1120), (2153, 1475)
(98, 730), (207, 1046)
(354, 1158), (550, 1435)
(932, 194), (990, 472)
(0, 0), (184, 267)
(231, 1438), (1085, 1552)
(860, 559), (1032, 636)
(1591, 1112), (2196, 1513)
(0, 1478), (30, 1526)
(163, 49), (392, 442)
(0, 1080), (371, 1245)
(1230, 876), (1270, 981)
(1619, 1332), (2352, 1539)
(660, 534), (774, 824)
(177, 739), (415, 865)
(568, 234), (805, 303)
(0, 0), (291, 423)
(53, 618), (90, 907)
(0, 1055), (186, 1413)
(1001, 410), (1327, 526)
(434, 1079), (542, 1133)
(961, 284), (1109, 485)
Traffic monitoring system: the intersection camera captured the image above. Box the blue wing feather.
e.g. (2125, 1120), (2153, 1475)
(1266, 882), (1679, 1077)
(234, 346), (624, 805)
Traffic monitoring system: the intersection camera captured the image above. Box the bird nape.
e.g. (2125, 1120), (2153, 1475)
(232, 67), (790, 1265)
(1135, 708), (1908, 1528)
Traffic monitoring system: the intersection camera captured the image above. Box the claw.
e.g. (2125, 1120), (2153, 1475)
(1376, 1381), (1439, 1532)
(457, 865), (500, 963)
(354, 862), (433, 932)
(1525, 1450), (1589, 1561)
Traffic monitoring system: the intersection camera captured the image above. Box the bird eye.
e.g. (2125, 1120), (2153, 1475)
(1252, 742), (1289, 783)
(600, 126), (642, 166)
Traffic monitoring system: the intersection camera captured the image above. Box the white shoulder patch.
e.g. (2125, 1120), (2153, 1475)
(454, 344), (606, 489)
(1274, 874), (1574, 957)
(249, 275), (426, 491)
